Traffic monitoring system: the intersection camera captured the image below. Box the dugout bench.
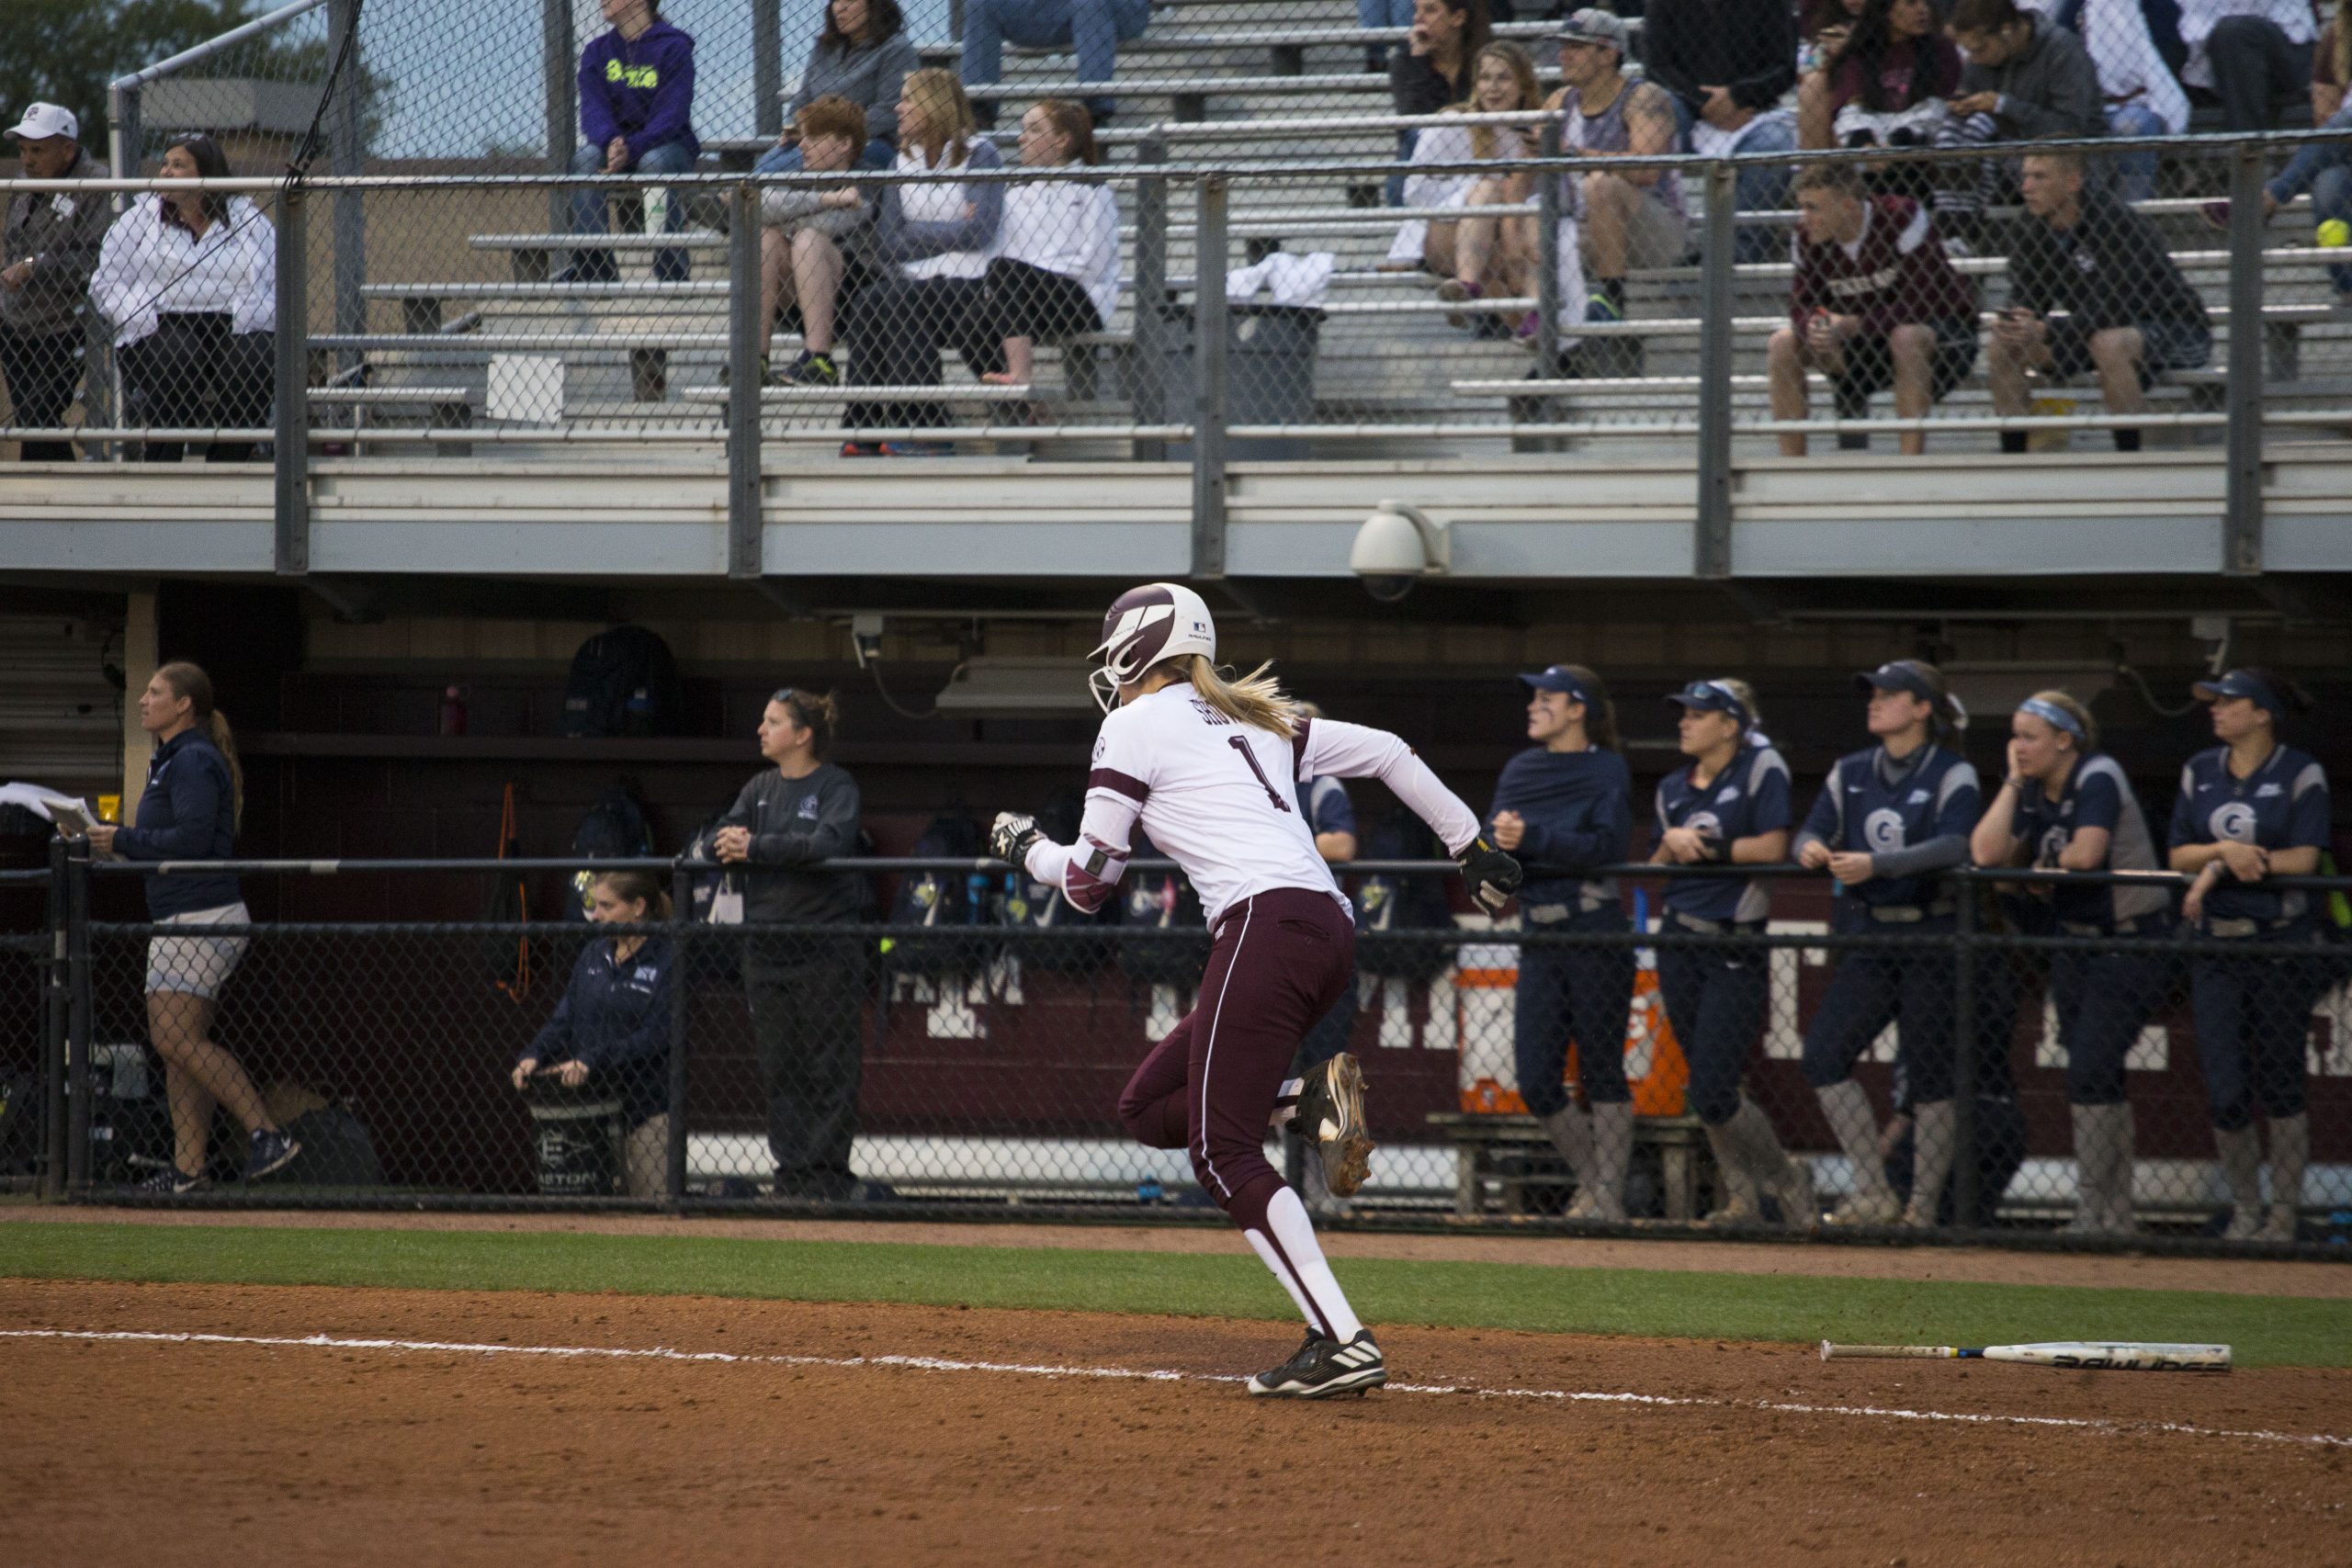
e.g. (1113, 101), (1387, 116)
(1425, 1111), (1707, 1221)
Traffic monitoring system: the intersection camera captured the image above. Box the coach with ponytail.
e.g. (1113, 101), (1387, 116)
(86, 662), (299, 1192)
(1488, 663), (1638, 1224)
(1794, 659), (1980, 1230)
(712, 686), (868, 1200)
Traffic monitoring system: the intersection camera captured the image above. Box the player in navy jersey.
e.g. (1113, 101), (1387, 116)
(991, 583), (1520, 1397)
(1971, 689), (2171, 1235)
(1488, 663), (1638, 1223)
(1794, 659), (1981, 1228)
(1651, 679), (1815, 1229)
(2166, 668), (2332, 1243)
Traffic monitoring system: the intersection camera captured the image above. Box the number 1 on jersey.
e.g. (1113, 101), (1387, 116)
(1227, 736), (1293, 812)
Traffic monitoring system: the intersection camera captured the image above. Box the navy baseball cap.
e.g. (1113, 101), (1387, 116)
(1519, 664), (1591, 703)
(1666, 679), (1750, 728)
(1854, 660), (1940, 702)
(2192, 668), (2285, 714)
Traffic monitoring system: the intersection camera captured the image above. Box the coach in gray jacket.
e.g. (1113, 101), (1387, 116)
(3, 104), (112, 460)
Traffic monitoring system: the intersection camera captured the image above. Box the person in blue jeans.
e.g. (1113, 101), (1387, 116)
(962, 0), (1153, 126)
(1360, 0), (1419, 71)
(1489, 663), (1637, 1224)
(2202, 102), (2352, 302)
(567, 0), (699, 284)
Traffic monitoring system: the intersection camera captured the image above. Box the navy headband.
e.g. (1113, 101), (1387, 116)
(2016, 696), (2085, 741)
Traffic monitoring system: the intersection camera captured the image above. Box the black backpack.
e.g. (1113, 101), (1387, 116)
(882, 810), (994, 978)
(1351, 818), (1456, 985)
(567, 780), (653, 919)
(559, 625), (682, 738)
(1118, 830), (1210, 989)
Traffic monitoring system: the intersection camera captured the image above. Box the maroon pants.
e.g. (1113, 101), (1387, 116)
(1117, 887), (1354, 1233)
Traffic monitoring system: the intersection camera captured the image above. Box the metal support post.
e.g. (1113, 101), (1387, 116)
(1693, 160), (1737, 580)
(274, 188), (311, 575)
(41, 838), (68, 1201)
(2222, 141), (2267, 575)
(1131, 133), (1170, 461)
(727, 183), (764, 580)
(326, 0), (368, 366)
(542, 0), (579, 234)
(666, 863), (692, 1206)
(753, 0), (784, 140)
(63, 839), (92, 1195)
(1533, 121), (1562, 373)
(1950, 883), (1979, 1230)
(1191, 175), (1230, 580)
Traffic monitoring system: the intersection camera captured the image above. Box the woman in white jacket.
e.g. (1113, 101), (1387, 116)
(90, 135), (275, 463)
(977, 100), (1120, 391)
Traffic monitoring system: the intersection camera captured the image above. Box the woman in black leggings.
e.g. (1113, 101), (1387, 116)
(977, 99), (1120, 393)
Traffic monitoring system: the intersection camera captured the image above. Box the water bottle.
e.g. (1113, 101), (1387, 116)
(643, 186), (669, 236)
(1136, 1178), (1164, 1204)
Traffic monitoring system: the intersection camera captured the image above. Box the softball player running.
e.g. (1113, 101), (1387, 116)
(1794, 660), (1981, 1228)
(991, 583), (1520, 1398)
(1969, 689), (2170, 1236)
(1653, 679), (1815, 1230)
(2166, 668), (2332, 1242)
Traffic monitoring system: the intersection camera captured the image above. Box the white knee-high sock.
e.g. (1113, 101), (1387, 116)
(1244, 1186), (1364, 1342)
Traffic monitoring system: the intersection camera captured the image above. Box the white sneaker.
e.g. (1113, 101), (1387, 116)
(1824, 1189), (1902, 1227)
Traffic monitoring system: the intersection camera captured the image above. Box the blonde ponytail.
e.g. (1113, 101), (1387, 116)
(1176, 654), (1300, 737)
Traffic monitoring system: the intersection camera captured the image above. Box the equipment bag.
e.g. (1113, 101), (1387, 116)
(558, 625), (682, 739)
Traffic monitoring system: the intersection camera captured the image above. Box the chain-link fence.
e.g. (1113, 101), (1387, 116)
(0, 861), (64, 1199)
(38, 852), (2348, 1251)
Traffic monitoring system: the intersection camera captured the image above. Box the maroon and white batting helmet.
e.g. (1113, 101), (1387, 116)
(1089, 581), (1216, 711)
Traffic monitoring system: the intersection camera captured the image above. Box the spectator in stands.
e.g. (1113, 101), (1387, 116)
(1547, 9), (1689, 333)
(759, 96), (876, 388)
(1988, 149), (2211, 452)
(2024, 0), (2190, 201)
(1651, 679), (1815, 1231)
(512, 870), (677, 1198)
(86, 662), (300, 1193)
(962, 0), (1153, 129)
(1640, 0), (1801, 254)
(1384, 44), (1544, 338)
(564, 0), (698, 285)
(840, 69), (1005, 457)
(1970, 690), (2171, 1236)
(977, 100), (1121, 392)
(1390, 0), (1495, 116)
(1769, 162), (1978, 455)
(89, 136), (274, 464)
(2177, 0), (2320, 132)
(2201, 19), (2352, 306)
(1800, 0), (1962, 169)
(1943, 0), (2106, 241)
(3, 104), (110, 463)
(1799, 0), (1870, 78)
(760, 0), (919, 175)
(2168, 667), (2331, 1243)
(1489, 664), (1638, 1223)
(713, 688), (869, 1201)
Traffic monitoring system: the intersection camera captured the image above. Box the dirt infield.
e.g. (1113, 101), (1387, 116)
(4, 1276), (2346, 1568)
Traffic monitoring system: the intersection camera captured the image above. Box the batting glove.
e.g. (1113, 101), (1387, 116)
(1455, 835), (1522, 915)
(989, 811), (1044, 867)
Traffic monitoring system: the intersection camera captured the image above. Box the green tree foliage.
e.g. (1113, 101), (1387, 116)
(6, 0), (258, 150)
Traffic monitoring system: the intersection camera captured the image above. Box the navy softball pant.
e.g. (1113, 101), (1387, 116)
(1800, 916), (1958, 1104)
(1118, 887), (1353, 1233)
(1656, 923), (1768, 1127)
(1514, 908), (1636, 1117)
(2188, 928), (2331, 1131)
(2047, 942), (2175, 1106)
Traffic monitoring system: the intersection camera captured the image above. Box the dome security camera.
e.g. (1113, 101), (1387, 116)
(1349, 500), (1449, 603)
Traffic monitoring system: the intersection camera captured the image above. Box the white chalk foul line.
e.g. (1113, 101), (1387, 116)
(6, 1328), (2346, 1450)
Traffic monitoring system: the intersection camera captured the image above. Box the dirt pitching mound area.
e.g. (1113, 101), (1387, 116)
(4, 1278), (2346, 1567)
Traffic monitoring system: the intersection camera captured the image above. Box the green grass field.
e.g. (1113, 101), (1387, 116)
(6, 1221), (2348, 1368)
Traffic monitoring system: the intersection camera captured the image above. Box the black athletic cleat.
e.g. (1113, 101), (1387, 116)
(1248, 1328), (1385, 1399)
(1289, 1053), (1374, 1198)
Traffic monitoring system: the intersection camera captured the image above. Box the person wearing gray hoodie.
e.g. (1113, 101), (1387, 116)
(756, 0), (921, 175)
(1935, 0), (2103, 238)
(3, 104), (112, 460)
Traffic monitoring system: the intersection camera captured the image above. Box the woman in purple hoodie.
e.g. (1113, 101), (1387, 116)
(565, 0), (699, 283)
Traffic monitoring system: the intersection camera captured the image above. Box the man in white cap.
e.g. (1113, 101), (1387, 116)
(4, 103), (110, 460)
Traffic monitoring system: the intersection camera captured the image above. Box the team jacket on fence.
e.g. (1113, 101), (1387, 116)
(716, 763), (864, 925)
(1788, 195), (1976, 337)
(1025, 691), (1477, 927)
(2168, 744), (2332, 926)
(1796, 743), (1981, 909)
(2007, 186), (2211, 334)
(2005, 751), (2172, 930)
(1654, 743), (1793, 924)
(111, 728), (241, 919)
(1487, 747), (1633, 911)
(523, 933), (676, 1074)
(578, 19), (700, 163)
